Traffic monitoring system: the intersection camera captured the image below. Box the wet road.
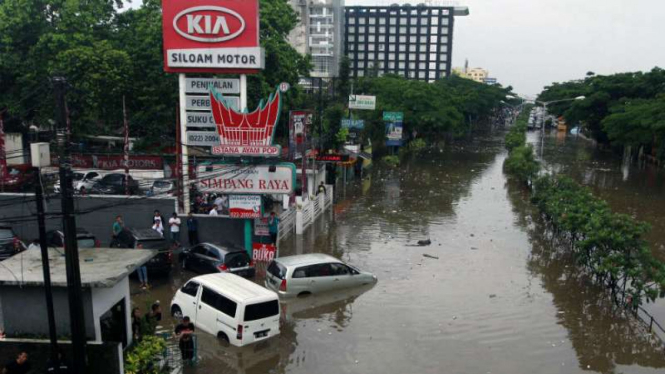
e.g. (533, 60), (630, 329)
(134, 132), (665, 374)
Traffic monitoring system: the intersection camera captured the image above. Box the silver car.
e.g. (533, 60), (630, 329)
(265, 254), (377, 297)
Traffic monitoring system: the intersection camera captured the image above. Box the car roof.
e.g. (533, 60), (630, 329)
(127, 228), (164, 240)
(192, 273), (278, 304)
(274, 253), (342, 267)
(206, 242), (245, 254)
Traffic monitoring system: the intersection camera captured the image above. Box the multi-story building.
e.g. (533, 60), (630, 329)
(453, 60), (492, 83)
(287, 0), (345, 79)
(344, 4), (469, 81)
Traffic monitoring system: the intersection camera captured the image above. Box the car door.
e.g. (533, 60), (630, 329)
(300, 263), (335, 294)
(83, 172), (100, 189)
(178, 281), (200, 323)
(329, 263), (355, 291)
(197, 287), (226, 336)
(186, 245), (207, 273)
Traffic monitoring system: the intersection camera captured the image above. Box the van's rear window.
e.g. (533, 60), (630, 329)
(244, 300), (279, 322)
(267, 261), (286, 279)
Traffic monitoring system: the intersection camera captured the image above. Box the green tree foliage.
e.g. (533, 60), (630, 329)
(124, 335), (167, 374)
(538, 68), (665, 156)
(504, 145), (540, 185)
(351, 74), (512, 149)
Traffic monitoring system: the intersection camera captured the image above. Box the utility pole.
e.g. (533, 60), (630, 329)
(34, 167), (58, 363)
(318, 78), (323, 151)
(53, 77), (87, 374)
(0, 112), (5, 192)
(123, 96), (130, 196)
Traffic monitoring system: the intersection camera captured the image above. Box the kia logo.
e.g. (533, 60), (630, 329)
(173, 6), (246, 43)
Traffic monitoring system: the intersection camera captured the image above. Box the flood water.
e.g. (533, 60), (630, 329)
(134, 131), (665, 374)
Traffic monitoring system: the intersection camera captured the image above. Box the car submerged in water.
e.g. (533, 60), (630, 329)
(265, 254), (377, 297)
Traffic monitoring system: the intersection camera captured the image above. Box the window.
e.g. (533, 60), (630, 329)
(379, 35), (385, 42)
(388, 44), (396, 52)
(379, 17), (386, 25)
(400, 26), (407, 33)
(358, 61), (365, 69)
(420, 36), (427, 43)
(409, 36), (417, 43)
(349, 17), (355, 25)
(429, 71), (437, 79)
(368, 35), (375, 43)
(267, 261), (287, 279)
(369, 17), (375, 25)
(388, 53), (395, 60)
(419, 53), (426, 60)
(442, 17), (449, 26)
(378, 44), (385, 51)
(419, 62), (426, 69)
(349, 26), (355, 33)
(358, 35), (365, 42)
(359, 26), (365, 33)
(359, 17), (365, 25)
(399, 45), (406, 52)
(201, 287), (237, 317)
(379, 26), (386, 34)
(429, 62), (437, 70)
(293, 263), (334, 278)
(358, 70), (364, 77)
(389, 36), (396, 43)
(442, 27), (449, 35)
(409, 26), (417, 33)
(398, 62), (405, 69)
(441, 36), (449, 44)
(330, 263), (350, 275)
(244, 300), (279, 321)
(389, 26), (396, 34)
(368, 52), (375, 60)
(181, 281), (199, 297)
(388, 61), (395, 69)
(409, 62), (416, 69)
(369, 26), (376, 33)
(419, 71), (426, 79)
(421, 27), (427, 34)
(399, 35), (406, 43)
(390, 17), (396, 25)
(430, 26), (438, 35)
(440, 63), (447, 70)
(429, 53), (437, 61)
(432, 17), (439, 25)
(398, 53), (406, 60)
(348, 35), (355, 42)
(377, 52), (385, 60)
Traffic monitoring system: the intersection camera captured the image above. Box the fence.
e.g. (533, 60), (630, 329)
(294, 184), (333, 235)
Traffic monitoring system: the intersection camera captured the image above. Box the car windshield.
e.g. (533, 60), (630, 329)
(225, 251), (249, 268)
(0, 229), (14, 240)
(244, 300), (279, 322)
(77, 238), (96, 248)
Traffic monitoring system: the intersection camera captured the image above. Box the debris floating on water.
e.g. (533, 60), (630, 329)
(423, 254), (439, 259)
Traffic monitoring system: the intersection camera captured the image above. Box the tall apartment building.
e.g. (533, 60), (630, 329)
(287, 0), (345, 79)
(344, 4), (469, 82)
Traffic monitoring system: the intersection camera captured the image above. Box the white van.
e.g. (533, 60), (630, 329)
(170, 273), (280, 347)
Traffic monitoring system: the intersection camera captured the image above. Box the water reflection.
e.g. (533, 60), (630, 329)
(506, 179), (665, 374)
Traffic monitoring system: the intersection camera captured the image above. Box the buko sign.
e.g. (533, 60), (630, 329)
(162, 0), (263, 73)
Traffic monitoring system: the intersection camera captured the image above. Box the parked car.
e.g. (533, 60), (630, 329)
(90, 173), (140, 195)
(111, 228), (172, 275)
(149, 179), (174, 196)
(265, 254), (377, 297)
(45, 228), (100, 249)
(75, 171), (103, 193)
(54, 172), (85, 194)
(1, 164), (36, 192)
(180, 243), (255, 278)
(0, 225), (26, 261)
(170, 273), (280, 347)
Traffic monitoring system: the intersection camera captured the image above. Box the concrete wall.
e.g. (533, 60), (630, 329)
(91, 277), (131, 346)
(0, 194), (245, 248)
(0, 286), (95, 340)
(0, 340), (123, 374)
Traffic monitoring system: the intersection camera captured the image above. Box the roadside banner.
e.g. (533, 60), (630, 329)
(349, 95), (376, 110)
(341, 119), (365, 129)
(254, 217), (270, 236)
(384, 111), (404, 146)
(252, 242), (276, 262)
(228, 195), (262, 218)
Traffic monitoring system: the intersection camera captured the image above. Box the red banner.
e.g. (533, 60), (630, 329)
(52, 155), (164, 170)
(252, 243), (276, 263)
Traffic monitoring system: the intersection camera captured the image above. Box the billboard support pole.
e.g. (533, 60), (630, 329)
(179, 73), (190, 214)
(240, 74), (247, 112)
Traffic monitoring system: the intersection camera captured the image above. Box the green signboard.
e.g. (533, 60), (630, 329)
(383, 112), (404, 121)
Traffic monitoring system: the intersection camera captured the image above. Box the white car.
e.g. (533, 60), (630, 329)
(74, 171), (103, 193)
(170, 273), (280, 347)
(265, 254), (377, 297)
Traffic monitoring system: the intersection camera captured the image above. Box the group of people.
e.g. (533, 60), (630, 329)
(150, 210), (200, 246)
(131, 302), (196, 362)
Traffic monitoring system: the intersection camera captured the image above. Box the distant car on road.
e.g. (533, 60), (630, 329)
(111, 228), (173, 275)
(180, 243), (255, 278)
(265, 254), (377, 297)
(1, 164), (36, 192)
(90, 173), (139, 195)
(0, 225), (26, 261)
(45, 228), (100, 249)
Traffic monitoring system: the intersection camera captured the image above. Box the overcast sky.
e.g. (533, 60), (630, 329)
(348, 0), (665, 97)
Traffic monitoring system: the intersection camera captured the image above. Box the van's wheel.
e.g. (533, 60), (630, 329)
(171, 305), (183, 319)
(217, 332), (229, 343)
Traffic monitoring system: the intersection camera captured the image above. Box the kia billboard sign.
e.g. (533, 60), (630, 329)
(162, 0), (263, 73)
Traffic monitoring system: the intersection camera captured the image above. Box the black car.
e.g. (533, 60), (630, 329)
(112, 228), (173, 275)
(0, 225), (25, 261)
(45, 228), (100, 249)
(90, 173), (140, 195)
(180, 242), (255, 278)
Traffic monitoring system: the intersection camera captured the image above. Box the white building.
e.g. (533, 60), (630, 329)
(288, 0), (345, 79)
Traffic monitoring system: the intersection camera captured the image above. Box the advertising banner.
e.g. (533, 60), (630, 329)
(185, 95), (239, 111)
(162, 0), (263, 73)
(186, 131), (221, 146)
(53, 155), (164, 170)
(315, 154), (350, 162)
(184, 77), (240, 94)
(341, 119), (365, 129)
(384, 111), (404, 147)
(252, 242), (276, 263)
(198, 163), (296, 194)
(349, 95), (376, 110)
(228, 195), (262, 218)
(289, 110), (313, 160)
(254, 217), (270, 236)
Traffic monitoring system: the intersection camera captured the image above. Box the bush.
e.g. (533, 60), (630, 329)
(125, 335), (167, 374)
(504, 130), (526, 152)
(504, 145), (540, 185)
(398, 138), (427, 159)
(382, 155), (400, 167)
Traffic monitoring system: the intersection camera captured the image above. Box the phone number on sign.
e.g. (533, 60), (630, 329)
(230, 212), (261, 218)
(188, 134), (219, 142)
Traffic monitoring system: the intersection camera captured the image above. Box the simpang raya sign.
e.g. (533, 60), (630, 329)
(198, 164), (296, 194)
(162, 0), (263, 73)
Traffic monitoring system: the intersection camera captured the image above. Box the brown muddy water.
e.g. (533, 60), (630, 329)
(134, 132), (665, 374)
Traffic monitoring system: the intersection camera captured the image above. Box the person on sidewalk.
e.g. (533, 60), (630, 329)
(268, 211), (280, 244)
(136, 244), (149, 289)
(186, 212), (199, 245)
(169, 212), (181, 246)
(209, 204), (219, 216)
(111, 215), (123, 247)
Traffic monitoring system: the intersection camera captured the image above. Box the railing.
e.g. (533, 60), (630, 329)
(278, 208), (296, 241)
